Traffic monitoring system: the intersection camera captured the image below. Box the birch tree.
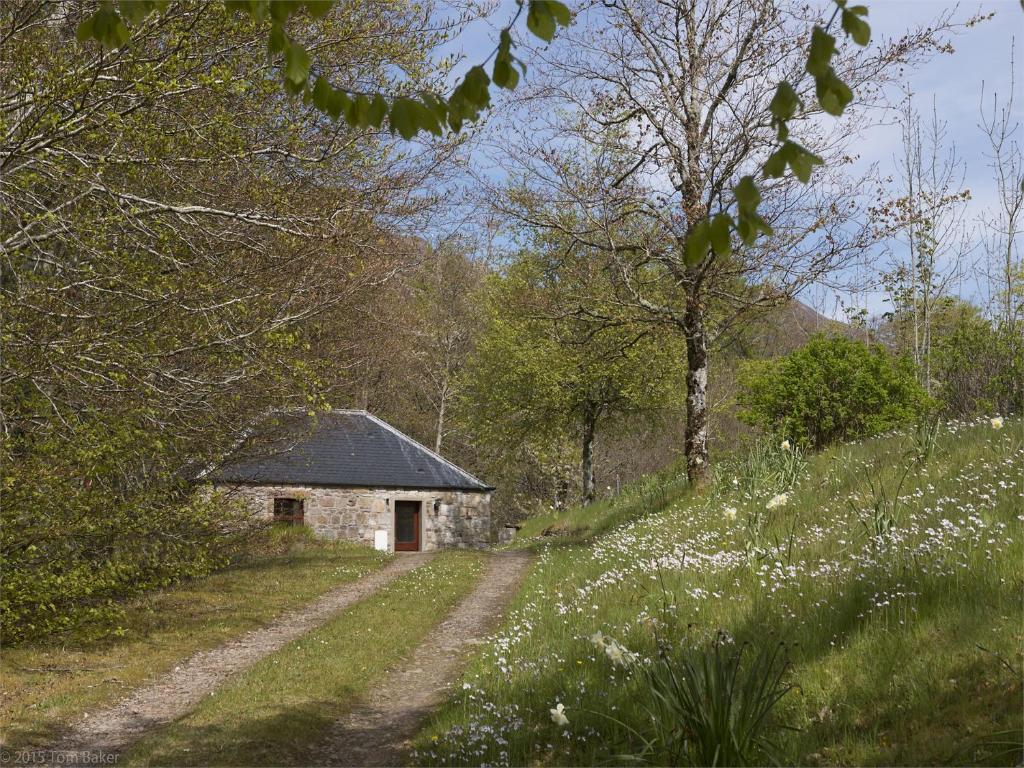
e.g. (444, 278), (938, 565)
(873, 98), (971, 393)
(978, 66), (1024, 329)
(483, 0), (958, 482)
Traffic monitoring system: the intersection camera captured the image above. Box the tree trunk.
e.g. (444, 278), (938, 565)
(555, 473), (570, 509)
(581, 409), (596, 505)
(434, 393), (446, 453)
(682, 291), (710, 485)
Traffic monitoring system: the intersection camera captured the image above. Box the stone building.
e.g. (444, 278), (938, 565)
(212, 410), (492, 551)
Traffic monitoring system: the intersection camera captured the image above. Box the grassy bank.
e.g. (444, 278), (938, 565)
(413, 419), (1023, 766)
(125, 550), (486, 767)
(1, 528), (388, 747)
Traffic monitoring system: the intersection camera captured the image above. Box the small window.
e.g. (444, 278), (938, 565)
(273, 497), (304, 525)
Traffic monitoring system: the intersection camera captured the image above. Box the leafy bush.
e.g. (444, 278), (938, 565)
(1, 447), (258, 644)
(931, 305), (1023, 417)
(737, 334), (932, 449)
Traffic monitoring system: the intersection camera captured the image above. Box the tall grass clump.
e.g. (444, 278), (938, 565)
(713, 437), (806, 498)
(626, 632), (796, 767)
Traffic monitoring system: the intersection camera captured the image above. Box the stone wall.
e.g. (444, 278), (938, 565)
(217, 483), (491, 550)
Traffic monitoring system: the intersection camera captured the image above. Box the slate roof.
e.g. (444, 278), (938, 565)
(212, 410), (492, 491)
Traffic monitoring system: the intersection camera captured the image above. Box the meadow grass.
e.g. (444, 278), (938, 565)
(125, 550), (486, 767)
(413, 419), (1023, 766)
(0, 527), (388, 748)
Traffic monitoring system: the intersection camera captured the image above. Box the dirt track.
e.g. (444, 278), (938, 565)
(317, 551), (532, 766)
(49, 553), (433, 759)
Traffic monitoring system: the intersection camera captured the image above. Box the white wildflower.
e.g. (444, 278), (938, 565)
(604, 639), (634, 666)
(589, 630), (606, 649)
(990, 416), (1004, 430)
(781, 439), (791, 451)
(724, 506), (738, 521)
(605, 642), (625, 664)
(766, 492), (790, 510)
(550, 702), (569, 726)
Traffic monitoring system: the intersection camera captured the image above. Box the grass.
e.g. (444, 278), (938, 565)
(512, 466), (689, 546)
(0, 527), (388, 748)
(125, 550), (487, 767)
(413, 418), (1023, 766)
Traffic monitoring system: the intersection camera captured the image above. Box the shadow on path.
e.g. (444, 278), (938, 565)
(47, 553), (434, 759)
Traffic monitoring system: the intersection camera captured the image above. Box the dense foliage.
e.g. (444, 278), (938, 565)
(929, 300), (1024, 417)
(736, 335), (932, 448)
(457, 246), (684, 512)
(1, 1), (446, 643)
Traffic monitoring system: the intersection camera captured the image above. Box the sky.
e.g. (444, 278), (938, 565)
(437, 1), (1022, 320)
(827, 0), (1021, 319)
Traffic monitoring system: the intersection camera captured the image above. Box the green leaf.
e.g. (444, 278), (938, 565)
(547, 0), (571, 25)
(416, 94), (446, 135)
(267, 23), (286, 56)
(709, 214), (733, 257)
(76, 15), (95, 42)
(389, 98), (419, 140)
(352, 94), (370, 127)
(789, 143), (824, 182)
(841, 5), (871, 46)
(527, 0), (571, 43)
(118, 0), (154, 25)
(333, 90), (352, 122)
(421, 104), (444, 135)
(764, 141), (824, 183)
(310, 76), (333, 113)
(733, 175), (773, 245)
(462, 65), (491, 104)
(806, 26), (836, 78)
(769, 81), (800, 122)
(493, 57), (519, 89)
(367, 95), (388, 129)
(81, 2), (130, 49)
(269, 0), (292, 23)
(734, 175), (762, 212)
(816, 71), (853, 116)
(763, 147), (788, 178)
(448, 65), (491, 130)
(283, 40), (311, 89)
(304, 0), (334, 18)
(684, 219), (712, 265)
(493, 29), (520, 89)
(527, 1), (556, 43)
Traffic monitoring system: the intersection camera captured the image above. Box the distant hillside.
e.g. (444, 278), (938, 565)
(724, 298), (860, 359)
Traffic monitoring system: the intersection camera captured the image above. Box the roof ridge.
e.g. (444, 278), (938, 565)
(357, 411), (492, 491)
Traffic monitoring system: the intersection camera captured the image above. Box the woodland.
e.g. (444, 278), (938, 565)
(2, 0), (1021, 677)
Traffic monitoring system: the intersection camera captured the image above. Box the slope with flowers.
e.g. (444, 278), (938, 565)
(413, 418), (1023, 766)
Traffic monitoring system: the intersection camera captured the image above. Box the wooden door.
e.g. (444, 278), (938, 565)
(394, 500), (420, 551)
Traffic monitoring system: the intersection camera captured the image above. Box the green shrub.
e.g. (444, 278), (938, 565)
(737, 334), (931, 449)
(1, 450), (258, 644)
(931, 306), (1023, 417)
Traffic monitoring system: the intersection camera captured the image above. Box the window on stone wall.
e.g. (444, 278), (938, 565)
(273, 497), (304, 525)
